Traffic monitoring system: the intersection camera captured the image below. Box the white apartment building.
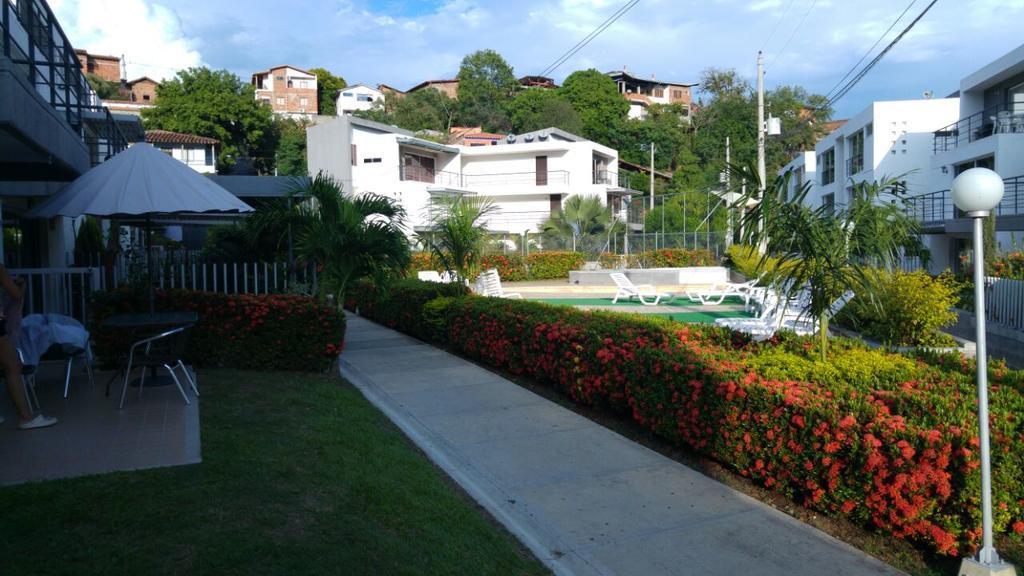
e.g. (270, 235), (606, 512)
(915, 43), (1024, 271)
(337, 84), (384, 115)
(307, 116), (640, 234)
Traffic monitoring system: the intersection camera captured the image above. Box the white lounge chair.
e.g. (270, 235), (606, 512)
(418, 271), (444, 283)
(725, 290), (854, 341)
(610, 272), (673, 306)
(684, 275), (762, 306)
(476, 269), (522, 299)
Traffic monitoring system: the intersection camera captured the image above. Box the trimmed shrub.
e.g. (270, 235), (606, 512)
(348, 278), (468, 342)
(526, 251), (585, 279)
(598, 252), (625, 269)
(480, 253), (528, 282)
(628, 248), (716, 268)
(91, 289), (345, 372)
(837, 270), (960, 347)
(408, 252), (442, 275)
(358, 288), (1024, 556)
(726, 244), (789, 280)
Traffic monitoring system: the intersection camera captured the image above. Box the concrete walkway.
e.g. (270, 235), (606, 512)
(340, 313), (902, 576)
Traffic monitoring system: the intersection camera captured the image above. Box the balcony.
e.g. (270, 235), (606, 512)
(845, 154), (864, 176)
(1, 0), (129, 181)
(933, 102), (1024, 153)
(593, 170), (636, 190)
(905, 174), (1024, 230)
(399, 166), (570, 189)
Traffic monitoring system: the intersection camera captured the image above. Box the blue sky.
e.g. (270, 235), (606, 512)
(50, 0), (1024, 118)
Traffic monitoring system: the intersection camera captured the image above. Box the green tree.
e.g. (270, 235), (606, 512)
(507, 89), (582, 134)
(540, 195), (620, 252)
(275, 118), (307, 176)
(142, 67), (274, 172)
(290, 174), (410, 302)
(86, 73), (122, 100)
(456, 49), (517, 131)
(559, 69), (629, 145)
(417, 195), (498, 283)
(735, 166), (919, 360)
(355, 89), (455, 134)
(309, 67), (347, 116)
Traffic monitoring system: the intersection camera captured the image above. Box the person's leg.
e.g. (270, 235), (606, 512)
(0, 334), (32, 421)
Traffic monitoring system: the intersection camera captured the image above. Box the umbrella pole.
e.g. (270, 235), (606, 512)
(147, 216), (155, 314)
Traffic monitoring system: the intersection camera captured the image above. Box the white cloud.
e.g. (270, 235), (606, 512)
(50, 0), (202, 81)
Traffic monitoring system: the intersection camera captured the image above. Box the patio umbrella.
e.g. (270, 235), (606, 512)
(26, 143), (255, 310)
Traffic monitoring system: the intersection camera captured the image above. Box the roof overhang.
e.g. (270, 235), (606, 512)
(397, 137), (459, 154)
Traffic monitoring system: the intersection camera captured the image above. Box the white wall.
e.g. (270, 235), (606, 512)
(338, 85), (384, 114)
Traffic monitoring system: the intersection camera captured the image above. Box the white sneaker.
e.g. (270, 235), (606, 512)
(19, 414), (57, 430)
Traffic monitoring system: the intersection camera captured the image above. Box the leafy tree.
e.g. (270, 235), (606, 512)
(507, 89), (582, 134)
(355, 89), (455, 134)
(142, 67), (274, 172)
(86, 73), (122, 100)
(540, 195), (620, 252)
(559, 69), (629, 145)
(309, 67), (347, 116)
(417, 195), (497, 283)
(735, 166), (919, 360)
(613, 104), (691, 171)
(290, 174), (409, 303)
(456, 49), (518, 132)
(275, 118), (307, 176)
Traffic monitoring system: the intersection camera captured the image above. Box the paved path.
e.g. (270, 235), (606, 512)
(340, 313), (902, 576)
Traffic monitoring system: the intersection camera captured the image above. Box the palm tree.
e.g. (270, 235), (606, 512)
(733, 166), (918, 360)
(417, 194), (497, 283)
(251, 173), (410, 304)
(541, 195), (620, 252)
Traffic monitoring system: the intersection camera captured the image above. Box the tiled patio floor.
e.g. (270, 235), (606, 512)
(0, 363), (201, 486)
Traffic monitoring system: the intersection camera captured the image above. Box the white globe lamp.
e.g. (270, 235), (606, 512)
(954, 167), (1017, 576)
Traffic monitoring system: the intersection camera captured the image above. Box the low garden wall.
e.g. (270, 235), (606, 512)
(347, 279), (1024, 557)
(91, 289), (345, 372)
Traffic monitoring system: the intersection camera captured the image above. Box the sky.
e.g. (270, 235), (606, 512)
(49, 0), (1024, 118)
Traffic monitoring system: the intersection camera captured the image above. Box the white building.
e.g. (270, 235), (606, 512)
(779, 151), (817, 203)
(337, 84), (384, 115)
(251, 65), (318, 120)
(307, 116), (640, 234)
(145, 130), (218, 174)
(915, 44), (1024, 271)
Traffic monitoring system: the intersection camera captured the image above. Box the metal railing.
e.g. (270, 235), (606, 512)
(593, 170), (634, 190)
(905, 175), (1024, 225)
(845, 155), (864, 176)
(1, 0), (128, 165)
(9, 267), (101, 323)
(399, 165), (570, 188)
(933, 102), (1024, 153)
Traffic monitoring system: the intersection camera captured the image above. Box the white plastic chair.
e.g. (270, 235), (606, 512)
(610, 272), (672, 306)
(476, 269), (522, 299)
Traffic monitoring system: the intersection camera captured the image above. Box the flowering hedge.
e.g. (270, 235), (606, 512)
(91, 289), (345, 372)
(480, 254), (528, 282)
(356, 284), (1024, 556)
(525, 251), (585, 279)
(346, 278), (468, 342)
(628, 248), (717, 268)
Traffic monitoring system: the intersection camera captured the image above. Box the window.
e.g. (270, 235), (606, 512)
(185, 148), (205, 164)
(1010, 81), (1024, 114)
(351, 144), (357, 166)
(822, 193), (835, 214)
(300, 97), (308, 106)
(357, 94), (373, 102)
(550, 194), (561, 215)
(672, 89), (683, 99)
(680, 106), (690, 117)
(205, 146), (214, 166)
(342, 92), (353, 98)
(142, 94), (150, 101)
(362, 157), (382, 163)
(536, 156), (548, 186)
(654, 88), (664, 98)
(866, 122), (873, 137)
(275, 97), (284, 106)
(820, 148), (835, 185)
(287, 79), (293, 88)
(846, 132), (864, 175)
(261, 97), (270, 104)
(401, 153), (435, 182)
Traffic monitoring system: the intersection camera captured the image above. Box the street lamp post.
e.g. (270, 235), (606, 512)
(951, 168), (1017, 576)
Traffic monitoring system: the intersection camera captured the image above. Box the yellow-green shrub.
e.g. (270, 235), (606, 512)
(839, 270), (960, 347)
(726, 244), (788, 280)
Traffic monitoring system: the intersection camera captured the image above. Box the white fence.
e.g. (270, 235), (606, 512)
(155, 260), (316, 295)
(983, 276), (1024, 331)
(9, 267), (101, 322)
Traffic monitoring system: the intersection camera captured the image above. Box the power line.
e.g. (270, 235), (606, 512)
(822, 0), (918, 101)
(759, 0), (798, 53)
(537, 0), (640, 78)
(766, 0), (819, 69)
(824, 0), (939, 109)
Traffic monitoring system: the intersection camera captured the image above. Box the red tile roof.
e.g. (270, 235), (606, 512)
(145, 130), (219, 145)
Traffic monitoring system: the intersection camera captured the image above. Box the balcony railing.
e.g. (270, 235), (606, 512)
(399, 166), (570, 188)
(905, 175), (1024, 225)
(933, 102), (1024, 153)
(2, 0), (128, 165)
(845, 155), (864, 176)
(593, 170), (634, 190)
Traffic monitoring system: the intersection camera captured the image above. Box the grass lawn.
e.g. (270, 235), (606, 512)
(0, 370), (549, 576)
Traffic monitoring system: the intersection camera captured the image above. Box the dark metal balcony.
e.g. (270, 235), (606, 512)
(905, 175), (1024, 231)
(1, 0), (129, 181)
(933, 102), (1024, 153)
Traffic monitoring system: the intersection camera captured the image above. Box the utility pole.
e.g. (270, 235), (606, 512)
(725, 136), (733, 248)
(756, 51), (767, 253)
(648, 141), (655, 210)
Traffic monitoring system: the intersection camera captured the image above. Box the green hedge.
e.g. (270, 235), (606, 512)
(480, 253), (528, 282)
(346, 278), (469, 342)
(628, 248), (717, 268)
(525, 251), (585, 279)
(91, 289), (345, 372)
(354, 287), (1024, 557)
